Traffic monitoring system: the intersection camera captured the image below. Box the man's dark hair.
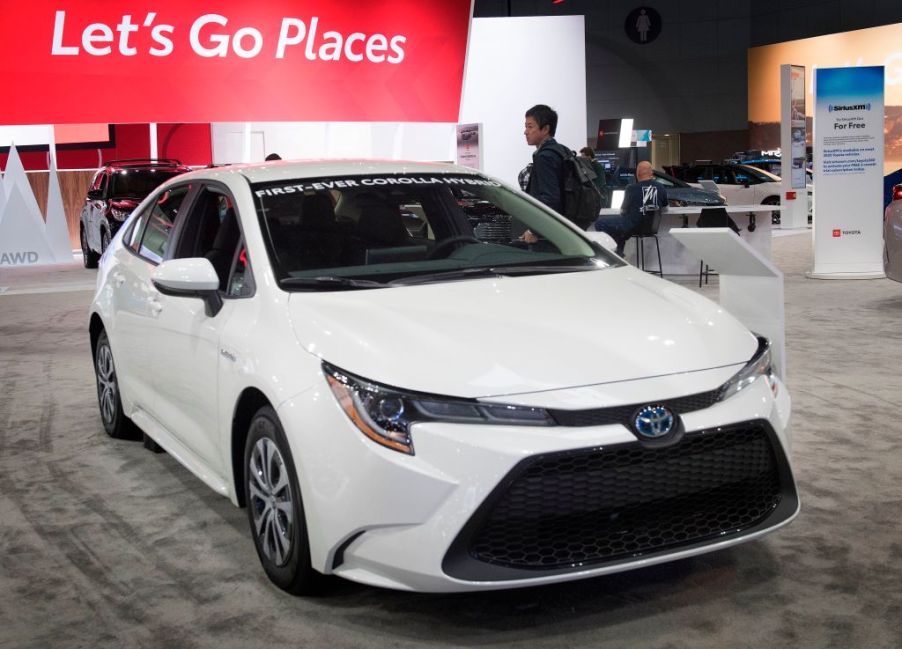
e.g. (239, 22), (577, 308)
(265, 153), (282, 161)
(525, 104), (558, 137)
(579, 147), (596, 158)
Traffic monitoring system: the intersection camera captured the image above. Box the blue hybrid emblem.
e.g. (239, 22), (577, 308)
(634, 405), (675, 438)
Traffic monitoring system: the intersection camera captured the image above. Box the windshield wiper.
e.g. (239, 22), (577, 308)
(388, 266), (500, 286)
(279, 276), (388, 290)
(389, 262), (597, 287)
(490, 263), (598, 276)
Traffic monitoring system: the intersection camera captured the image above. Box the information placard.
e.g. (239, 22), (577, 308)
(811, 66), (885, 278)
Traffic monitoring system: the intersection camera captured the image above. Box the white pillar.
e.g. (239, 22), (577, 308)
(150, 122), (158, 159)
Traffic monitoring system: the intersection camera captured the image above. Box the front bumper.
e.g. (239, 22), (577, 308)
(277, 371), (795, 592)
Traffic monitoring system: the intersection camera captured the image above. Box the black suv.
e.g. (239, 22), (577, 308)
(79, 159), (190, 268)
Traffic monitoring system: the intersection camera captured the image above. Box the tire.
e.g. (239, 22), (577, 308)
(244, 406), (323, 595)
(81, 225), (99, 268)
(100, 228), (111, 254)
(763, 196), (781, 225)
(94, 330), (139, 439)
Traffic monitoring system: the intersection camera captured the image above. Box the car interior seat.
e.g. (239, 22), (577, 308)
(204, 206), (240, 291)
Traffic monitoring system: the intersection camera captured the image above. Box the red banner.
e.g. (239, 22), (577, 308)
(0, 0), (472, 124)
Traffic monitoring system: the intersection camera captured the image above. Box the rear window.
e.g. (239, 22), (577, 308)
(110, 169), (183, 198)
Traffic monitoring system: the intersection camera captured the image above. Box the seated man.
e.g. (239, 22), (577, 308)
(594, 161), (667, 255)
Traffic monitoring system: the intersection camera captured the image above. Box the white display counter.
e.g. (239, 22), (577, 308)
(670, 227), (786, 380)
(596, 205), (780, 275)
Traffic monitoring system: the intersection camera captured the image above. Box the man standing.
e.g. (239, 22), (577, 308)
(524, 104), (564, 213)
(595, 161), (667, 255)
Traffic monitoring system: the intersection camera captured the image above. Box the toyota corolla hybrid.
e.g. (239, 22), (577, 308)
(89, 160), (798, 594)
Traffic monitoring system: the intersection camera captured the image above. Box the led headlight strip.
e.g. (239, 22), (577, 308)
(716, 336), (777, 401)
(323, 363), (552, 455)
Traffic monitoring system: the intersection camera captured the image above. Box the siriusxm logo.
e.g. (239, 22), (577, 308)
(828, 102), (871, 112)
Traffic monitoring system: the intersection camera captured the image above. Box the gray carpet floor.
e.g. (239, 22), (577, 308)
(1, 233), (900, 649)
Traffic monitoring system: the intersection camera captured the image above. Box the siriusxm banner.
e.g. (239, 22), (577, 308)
(811, 66), (885, 278)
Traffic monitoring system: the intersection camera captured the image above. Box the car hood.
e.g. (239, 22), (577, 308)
(667, 187), (724, 205)
(286, 266), (757, 399)
(109, 198), (141, 210)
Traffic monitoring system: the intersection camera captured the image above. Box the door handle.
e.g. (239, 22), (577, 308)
(112, 272), (126, 287)
(149, 299), (163, 316)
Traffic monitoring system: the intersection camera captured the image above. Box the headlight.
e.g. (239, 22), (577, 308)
(323, 363), (553, 455)
(110, 208), (130, 221)
(717, 336), (777, 401)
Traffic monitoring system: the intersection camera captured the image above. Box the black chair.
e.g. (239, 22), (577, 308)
(625, 207), (664, 276)
(696, 207), (741, 287)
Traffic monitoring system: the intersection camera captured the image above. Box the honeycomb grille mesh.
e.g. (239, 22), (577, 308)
(549, 388), (721, 427)
(469, 425), (783, 569)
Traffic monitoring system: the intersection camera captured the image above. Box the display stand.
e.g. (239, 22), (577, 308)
(669, 227), (786, 380)
(597, 205), (779, 275)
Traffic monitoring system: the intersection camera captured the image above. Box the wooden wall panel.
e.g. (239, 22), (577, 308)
(25, 171), (95, 249)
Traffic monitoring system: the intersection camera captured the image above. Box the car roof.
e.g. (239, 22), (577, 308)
(174, 159), (485, 184)
(105, 159), (188, 171)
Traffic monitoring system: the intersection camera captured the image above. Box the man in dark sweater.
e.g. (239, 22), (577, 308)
(519, 104), (564, 244)
(523, 104), (564, 213)
(594, 161), (667, 255)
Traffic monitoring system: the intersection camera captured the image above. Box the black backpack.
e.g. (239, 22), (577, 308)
(544, 142), (603, 230)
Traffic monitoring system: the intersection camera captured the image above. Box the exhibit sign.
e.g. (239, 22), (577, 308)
(0, 0), (472, 124)
(788, 65), (807, 189)
(0, 144), (72, 266)
(455, 123), (482, 170)
(779, 64), (809, 229)
(811, 66), (885, 279)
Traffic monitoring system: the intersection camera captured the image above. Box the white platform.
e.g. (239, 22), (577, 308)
(669, 227), (786, 381)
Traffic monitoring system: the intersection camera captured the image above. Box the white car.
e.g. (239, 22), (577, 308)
(89, 160), (798, 594)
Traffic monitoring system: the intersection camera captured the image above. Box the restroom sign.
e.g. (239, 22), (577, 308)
(625, 7), (661, 45)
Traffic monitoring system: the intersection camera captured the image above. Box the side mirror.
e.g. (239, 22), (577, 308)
(584, 230), (618, 252)
(87, 189), (103, 200)
(151, 258), (223, 317)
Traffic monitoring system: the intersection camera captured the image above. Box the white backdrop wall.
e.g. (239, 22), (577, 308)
(211, 15), (587, 189)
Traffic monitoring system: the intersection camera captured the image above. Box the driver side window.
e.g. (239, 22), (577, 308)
(135, 185), (190, 264)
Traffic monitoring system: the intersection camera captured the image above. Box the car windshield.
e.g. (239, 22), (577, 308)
(253, 173), (621, 288)
(611, 167), (688, 188)
(109, 169), (182, 198)
(651, 171), (687, 187)
(740, 165), (781, 182)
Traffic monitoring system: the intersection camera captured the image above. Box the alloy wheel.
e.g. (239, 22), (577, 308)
(95, 341), (118, 427)
(248, 436), (294, 566)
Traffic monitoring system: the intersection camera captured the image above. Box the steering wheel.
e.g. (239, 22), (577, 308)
(426, 235), (481, 259)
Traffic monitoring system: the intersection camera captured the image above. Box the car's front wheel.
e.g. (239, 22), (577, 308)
(94, 330), (138, 439)
(81, 225), (99, 268)
(244, 406), (323, 595)
(100, 228), (111, 254)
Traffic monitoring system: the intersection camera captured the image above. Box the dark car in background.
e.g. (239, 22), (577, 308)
(80, 159), (190, 267)
(608, 166), (725, 208)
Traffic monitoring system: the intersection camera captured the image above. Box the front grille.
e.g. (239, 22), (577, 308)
(549, 388), (720, 427)
(443, 422), (796, 580)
